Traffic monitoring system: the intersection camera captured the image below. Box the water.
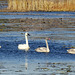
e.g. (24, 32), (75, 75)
(0, 0), (7, 9)
(0, 11), (75, 19)
(0, 12), (75, 75)
(0, 30), (75, 75)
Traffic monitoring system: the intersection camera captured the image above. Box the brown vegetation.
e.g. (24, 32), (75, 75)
(6, 0), (75, 12)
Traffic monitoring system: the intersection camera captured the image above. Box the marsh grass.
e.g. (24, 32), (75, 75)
(7, 0), (75, 12)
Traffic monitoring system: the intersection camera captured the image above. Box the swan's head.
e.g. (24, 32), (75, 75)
(25, 32), (30, 36)
(45, 38), (51, 40)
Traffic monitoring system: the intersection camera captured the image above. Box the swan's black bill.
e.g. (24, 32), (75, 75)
(28, 33), (30, 36)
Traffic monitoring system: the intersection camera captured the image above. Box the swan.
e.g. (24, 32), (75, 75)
(18, 32), (30, 51)
(0, 46), (1, 48)
(67, 49), (75, 54)
(35, 38), (50, 52)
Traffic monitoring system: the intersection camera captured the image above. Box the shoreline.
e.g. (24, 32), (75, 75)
(0, 9), (75, 12)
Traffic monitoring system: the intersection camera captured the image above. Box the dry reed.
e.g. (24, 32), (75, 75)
(7, 0), (75, 11)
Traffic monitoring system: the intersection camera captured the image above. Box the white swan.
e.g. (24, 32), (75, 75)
(35, 38), (50, 52)
(67, 49), (75, 54)
(18, 32), (30, 51)
(0, 46), (1, 48)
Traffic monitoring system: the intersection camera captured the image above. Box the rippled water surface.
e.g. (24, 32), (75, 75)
(0, 12), (75, 19)
(0, 12), (75, 75)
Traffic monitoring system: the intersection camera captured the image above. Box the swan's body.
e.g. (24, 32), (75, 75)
(18, 32), (30, 51)
(18, 44), (30, 51)
(35, 38), (50, 52)
(0, 46), (1, 48)
(67, 49), (75, 54)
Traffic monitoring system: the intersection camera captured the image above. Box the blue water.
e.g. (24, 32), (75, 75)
(0, 31), (75, 75)
(0, 31), (75, 62)
(0, 1), (7, 9)
(0, 11), (75, 19)
(0, 12), (75, 75)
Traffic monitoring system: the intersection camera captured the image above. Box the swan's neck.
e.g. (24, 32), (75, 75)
(25, 35), (29, 46)
(45, 40), (49, 52)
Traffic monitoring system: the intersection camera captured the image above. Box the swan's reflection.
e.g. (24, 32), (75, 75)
(25, 57), (28, 70)
(25, 52), (28, 71)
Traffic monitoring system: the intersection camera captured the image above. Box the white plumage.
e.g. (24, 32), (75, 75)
(0, 46), (1, 48)
(35, 38), (50, 52)
(67, 49), (75, 54)
(18, 44), (30, 51)
(18, 32), (30, 51)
